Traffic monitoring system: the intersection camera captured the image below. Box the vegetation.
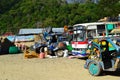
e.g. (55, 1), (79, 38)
(0, 0), (120, 34)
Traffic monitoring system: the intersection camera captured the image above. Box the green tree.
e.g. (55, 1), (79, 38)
(0, 0), (120, 34)
(98, 0), (120, 17)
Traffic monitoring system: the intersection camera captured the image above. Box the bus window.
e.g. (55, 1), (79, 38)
(73, 31), (86, 41)
(87, 30), (96, 39)
(97, 25), (105, 36)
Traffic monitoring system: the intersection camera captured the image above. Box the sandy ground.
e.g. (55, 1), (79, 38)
(0, 53), (120, 80)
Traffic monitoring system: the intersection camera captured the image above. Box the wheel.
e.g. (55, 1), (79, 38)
(55, 50), (64, 57)
(88, 61), (102, 76)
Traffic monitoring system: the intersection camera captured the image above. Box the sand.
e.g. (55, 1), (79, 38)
(0, 53), (120, 80)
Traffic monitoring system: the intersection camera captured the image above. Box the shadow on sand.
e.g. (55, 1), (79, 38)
(102, 69), (120, 76)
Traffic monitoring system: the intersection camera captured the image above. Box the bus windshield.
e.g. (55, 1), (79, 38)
(73, 25), (86, 41)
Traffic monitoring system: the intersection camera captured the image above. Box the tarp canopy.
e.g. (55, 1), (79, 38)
(7, 35), (34, 42)
(19, 28), (64, 35)
(19, 29), (43, 35)
(111, 29), (120, 33)
(52, 28), (64, 33)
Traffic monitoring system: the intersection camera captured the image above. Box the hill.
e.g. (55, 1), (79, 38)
(0, 0), (120, 34)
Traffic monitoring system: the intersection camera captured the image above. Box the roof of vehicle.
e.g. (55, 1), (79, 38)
(73, 22), (119, 27)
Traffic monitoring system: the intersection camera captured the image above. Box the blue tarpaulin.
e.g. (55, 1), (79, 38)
(7, 35), (34, 42)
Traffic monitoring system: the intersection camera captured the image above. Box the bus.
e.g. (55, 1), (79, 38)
(71, 22), (119, 58)
(73, 22), (118, 39)
(71, 25), (88, 58)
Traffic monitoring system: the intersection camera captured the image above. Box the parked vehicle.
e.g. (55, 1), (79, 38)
(73, 22), (118, 39)
(70, 22), (119, 58)
(84, 38), (120, 76)
(43, 27), (68, 57)
(70, 25), (88, 58)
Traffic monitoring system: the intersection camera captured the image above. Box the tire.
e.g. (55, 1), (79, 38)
(88, 61), (102, 76)
(55, 50), (64, 57)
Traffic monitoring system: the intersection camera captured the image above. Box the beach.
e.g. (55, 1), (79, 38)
(0, 53), (119, 80)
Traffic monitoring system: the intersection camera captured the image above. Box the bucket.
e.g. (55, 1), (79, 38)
(39, 52), (45, 59)
(9, 46), (19, 54)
